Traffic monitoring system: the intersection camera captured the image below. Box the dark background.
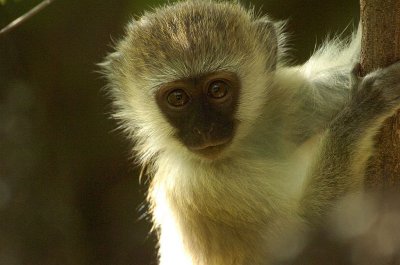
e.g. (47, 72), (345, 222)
(0, 1), (358, 265)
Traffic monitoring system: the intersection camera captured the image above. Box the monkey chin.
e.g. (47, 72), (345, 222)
(188, 140), (231, 160)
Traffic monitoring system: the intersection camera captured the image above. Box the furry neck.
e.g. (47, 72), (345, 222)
(150, 145), (305, 225)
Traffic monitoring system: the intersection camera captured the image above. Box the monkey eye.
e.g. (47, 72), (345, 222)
(208, 81), (229, 99)
(167, 89), (190, 107)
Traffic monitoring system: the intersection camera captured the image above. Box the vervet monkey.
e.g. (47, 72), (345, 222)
(101, 1), (400, 264)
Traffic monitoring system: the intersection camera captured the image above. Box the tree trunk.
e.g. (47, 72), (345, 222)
(360, 0), (400, 190)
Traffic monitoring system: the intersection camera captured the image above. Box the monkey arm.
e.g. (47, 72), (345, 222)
(274, 66), (353, 144)
(299, 61), (400, 223)
(279, 30), (362, 144)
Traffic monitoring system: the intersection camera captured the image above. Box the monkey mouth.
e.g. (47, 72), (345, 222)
(188, 139), (231, 158)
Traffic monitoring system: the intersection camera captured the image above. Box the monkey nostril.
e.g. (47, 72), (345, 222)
(193, 127), (202, 135)
(193, 124), (214, 137)
(208, 124), (215, 134)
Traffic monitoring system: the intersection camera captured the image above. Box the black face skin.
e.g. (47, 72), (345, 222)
(156, 71), (240, 158)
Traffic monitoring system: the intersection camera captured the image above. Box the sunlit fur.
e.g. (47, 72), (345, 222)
(98, 1), (390, 265)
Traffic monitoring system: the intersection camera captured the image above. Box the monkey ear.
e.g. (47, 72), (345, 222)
(253, 18), (278, 70)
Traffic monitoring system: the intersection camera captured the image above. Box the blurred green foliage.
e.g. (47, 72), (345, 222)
(0, 0), (21, 5)
(0, 1), (359, 265)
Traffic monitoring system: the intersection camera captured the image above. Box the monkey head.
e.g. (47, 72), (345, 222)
(101, 1), (281, 162)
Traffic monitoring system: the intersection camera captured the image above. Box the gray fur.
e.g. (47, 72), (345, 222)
(101, 1), (400, 264)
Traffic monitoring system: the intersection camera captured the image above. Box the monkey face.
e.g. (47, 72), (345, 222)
(102, 0), (278, 162)
(156, 71), (240, 159)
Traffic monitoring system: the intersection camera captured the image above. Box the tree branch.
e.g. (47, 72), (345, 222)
(0, 0), (55, 36)
(360, 0), (400, 189)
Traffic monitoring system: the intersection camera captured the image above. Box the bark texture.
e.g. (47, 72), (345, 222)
(360, 0), (400, 189)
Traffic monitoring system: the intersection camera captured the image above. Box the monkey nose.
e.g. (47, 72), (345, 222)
(193, 124), (214, 138)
